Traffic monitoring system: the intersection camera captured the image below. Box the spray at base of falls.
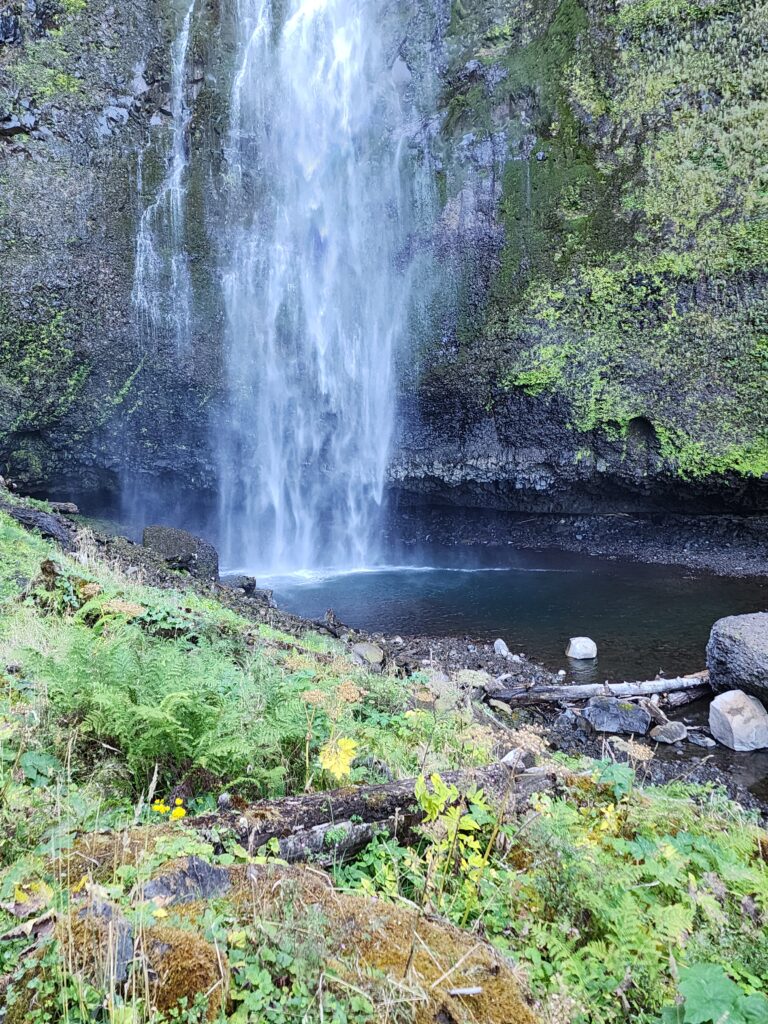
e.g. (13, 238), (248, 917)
(131, 0), (196, 355)
(216, 0), (440, 574)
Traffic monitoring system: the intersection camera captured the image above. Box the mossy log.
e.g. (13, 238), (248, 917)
(193, 763), (555, 865)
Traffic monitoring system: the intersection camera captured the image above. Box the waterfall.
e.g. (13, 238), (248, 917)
(217, 0), (434, 573)
(132, 0), (196, 354)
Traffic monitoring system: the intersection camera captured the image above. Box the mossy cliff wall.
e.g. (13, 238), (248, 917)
(0, 0), (225, 511)
(0, 0), (766, 517)
(392, 0), (768, 511)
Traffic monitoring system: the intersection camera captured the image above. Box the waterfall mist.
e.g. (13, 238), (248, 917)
(216, 0), (439, 573)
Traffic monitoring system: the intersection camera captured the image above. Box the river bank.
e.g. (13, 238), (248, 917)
(5, 488), (766, 817)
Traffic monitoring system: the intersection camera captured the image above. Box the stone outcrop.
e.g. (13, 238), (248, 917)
(143, 525), (219, 581)
(707, 613), (768, 701)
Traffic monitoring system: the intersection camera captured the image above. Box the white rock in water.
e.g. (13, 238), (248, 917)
(566, 637), (597, 660)
(709, 690), (768, 751)
(493, 638), (510, 658)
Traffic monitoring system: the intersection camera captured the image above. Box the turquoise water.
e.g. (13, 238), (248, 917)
(261, 549), (768, 684)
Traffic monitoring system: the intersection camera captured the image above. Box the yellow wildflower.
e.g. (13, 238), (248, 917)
(170, 806), (187, 820)
(152, 801), (170, 814)
(174, 798), (184, 806)
(319, 737), (358, 779)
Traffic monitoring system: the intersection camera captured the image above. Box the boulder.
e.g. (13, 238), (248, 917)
(224, 574), (258, 596)
(709, 690), (768, 751)
(49, 501), (79, 515)
(650, 721), (687, 744)
(707, 613), (768, 701)
(583, 696), (651, 735)
(493, 638), (510, 658)
(566, 636), (597, 660)
(501, 747), (535, 771)
(351, 642), (385, 672)
(142, 525), (219, 581)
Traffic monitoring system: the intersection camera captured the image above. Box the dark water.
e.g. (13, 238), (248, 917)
(263, 548), (768, 684)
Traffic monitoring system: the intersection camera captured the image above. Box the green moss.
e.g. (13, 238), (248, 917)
(439, 0), (768, 481)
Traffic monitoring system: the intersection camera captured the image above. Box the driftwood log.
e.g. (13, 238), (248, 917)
(191, 763), (555, 866)
(489, 671), (710, 706)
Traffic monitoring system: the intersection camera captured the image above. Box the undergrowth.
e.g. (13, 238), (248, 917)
(2, 504), (767, 1023)
(337, 762), (768, 1023)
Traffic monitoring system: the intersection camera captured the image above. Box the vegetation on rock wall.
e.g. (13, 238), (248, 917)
(438, 0), (768, 481)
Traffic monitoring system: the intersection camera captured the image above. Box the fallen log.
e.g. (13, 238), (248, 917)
(488, 671), (710, 706)
(191, 762), (555, 865)
(0, 498), (77, 550)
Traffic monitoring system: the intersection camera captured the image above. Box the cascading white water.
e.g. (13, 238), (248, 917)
(218, 0), (433, 572)
(132, 0), (196, 353)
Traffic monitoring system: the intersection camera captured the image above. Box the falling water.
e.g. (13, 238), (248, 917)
(217, 0), (436, 572)
(132, 0), (196, 353)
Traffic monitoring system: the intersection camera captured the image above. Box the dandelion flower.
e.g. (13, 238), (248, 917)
(170, 806), (187, 820)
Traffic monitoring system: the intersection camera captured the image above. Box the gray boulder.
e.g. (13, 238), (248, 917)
(566, 636), (597, 660)
(709, 690), (768, 751)
(707, 613), (768, 700)
(650, 721), (687, 744)
(142, 525), (219, 581)
(583, 696), (651, 735)
(351, 642), (385, 672)
(493, 638), (510, 658)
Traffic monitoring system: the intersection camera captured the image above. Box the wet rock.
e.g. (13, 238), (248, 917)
(49, 501), (79, 515)
(566, 636), (597, 660)
(142, 526), (219, 581)
(707, 613), (768, 700)
(142, 856), (232, 905)
(493, 637), (510, 657)
(688, 730), (717, 748)
(583, 696), (651, 735)
(0, 499), (77, 549)
(224, 574), (258, 596)
(351, 642), (385, 672)
(0, 11), (22, 45)
(650, 721), (687, 744)
(709, 690), (768, 751)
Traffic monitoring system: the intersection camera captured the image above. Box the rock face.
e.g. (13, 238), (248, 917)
(583, 696), (650, 735)
(709, 690), (768, 751)
(707, 613), (768, 701)
(1, 0), (767, 523)
(566, 637), (598, 660)
(143, 526), (219, 582)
